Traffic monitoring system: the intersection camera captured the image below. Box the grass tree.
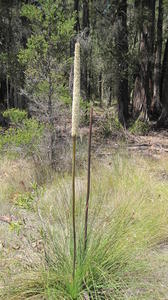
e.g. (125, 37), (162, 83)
(18, 0), (74, 166)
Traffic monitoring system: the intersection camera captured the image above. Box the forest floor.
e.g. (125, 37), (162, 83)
(61, 106), (168, 159)
(94, 130), (168, 159)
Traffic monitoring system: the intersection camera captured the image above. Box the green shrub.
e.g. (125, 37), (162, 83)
(100, 110), (123, 137)
(129, 119), (150, 135)
(59, 88), (72, 106)
(15, 182), (39, 210)
(15, 193), (34, 210)
(0, 109), (44, 156)
(9, 221), (23, 235)
(15, 183), (44, 210)
(3, 108), (27, 124)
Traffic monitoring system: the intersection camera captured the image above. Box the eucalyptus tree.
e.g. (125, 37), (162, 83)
(158, 0), (168, 124)
(133, 0), (156, 121)
(152, 0), (163, 118)
(115, 0), (129, 125)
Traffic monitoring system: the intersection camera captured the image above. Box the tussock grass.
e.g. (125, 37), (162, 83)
(1, 154), (168, 299)
(0, 158), (37, 220)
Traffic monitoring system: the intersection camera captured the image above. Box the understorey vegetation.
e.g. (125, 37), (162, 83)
(1, 154), (168, 299)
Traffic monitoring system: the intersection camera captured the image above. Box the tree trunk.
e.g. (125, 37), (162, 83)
(83, 0), (89, 31)
(82, 0), (90, 100)
(115, 0), (129, 126)
(6, 75), (9, 109)
(133, 0), (155, 121)
(70, 0), (80, 56)
(48, 91), (55, 167)
(108, 86), (112, 107)
(48, 59), (54, 167)
(69, 0), (80, 96)
(98, 72), (104, 107)
(152, 0), (163, 118)
(74, 0), (80, 33)
(159, 39), (168, 124)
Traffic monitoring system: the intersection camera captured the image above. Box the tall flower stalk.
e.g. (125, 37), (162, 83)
(72, 42), (80, 280)
(84, 107), (93, 251)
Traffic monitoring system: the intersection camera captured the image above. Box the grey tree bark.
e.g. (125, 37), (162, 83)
(159, 39), (168, 124)
(152, 0), (163, 118)
(133, 0), (155, 121)
(115, 0), (129, 126)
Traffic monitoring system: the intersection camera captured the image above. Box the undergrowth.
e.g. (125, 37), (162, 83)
(1, 154), (168, 299)
(129, 119), (150, 135)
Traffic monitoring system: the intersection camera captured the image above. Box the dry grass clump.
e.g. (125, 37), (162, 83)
(0, 157), (36, 212)
(1, 154), (168, 299)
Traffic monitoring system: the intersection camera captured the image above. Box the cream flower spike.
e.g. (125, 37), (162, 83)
(72, 42), (80, 137)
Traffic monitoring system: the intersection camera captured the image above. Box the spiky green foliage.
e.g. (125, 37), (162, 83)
(3, 108), (28, 124)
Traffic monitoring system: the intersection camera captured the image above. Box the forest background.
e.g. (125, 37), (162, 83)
(1, 0), (168, 161)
